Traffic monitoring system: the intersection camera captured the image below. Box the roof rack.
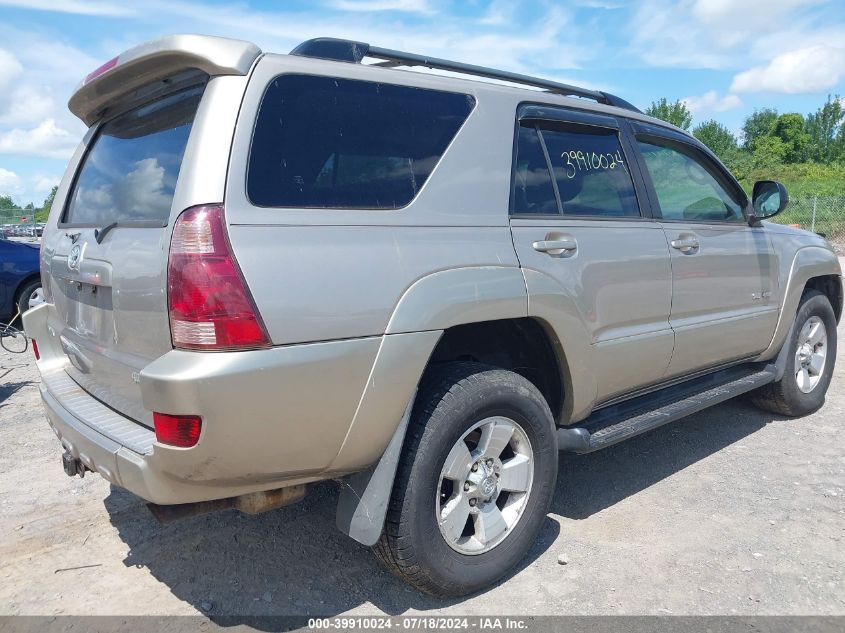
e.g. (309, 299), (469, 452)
(289, 37), (641, 114)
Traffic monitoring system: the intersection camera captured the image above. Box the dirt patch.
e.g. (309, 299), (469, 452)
(1, 326), (844, 617)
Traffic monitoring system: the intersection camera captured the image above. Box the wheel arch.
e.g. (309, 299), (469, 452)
(761, 246), (842, 360)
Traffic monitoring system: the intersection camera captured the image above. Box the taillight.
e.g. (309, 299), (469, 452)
(31, 339), (40, 360)
(153, 412), (202, 448)
(168, 205), (270, 350)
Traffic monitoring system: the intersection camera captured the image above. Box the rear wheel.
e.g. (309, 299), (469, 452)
(374, 362), (557, 597)
(751, 290), (837, 416)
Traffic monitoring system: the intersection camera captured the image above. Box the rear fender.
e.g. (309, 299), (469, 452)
(334, 266), (526, 545)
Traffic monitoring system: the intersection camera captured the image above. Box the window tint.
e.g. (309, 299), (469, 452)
(637, 140), (744, 222)
(248, 75), (475, 209)
(64, 86), (202, 225)
(540, 126), (639, 218)
(511, 125), (558, 214)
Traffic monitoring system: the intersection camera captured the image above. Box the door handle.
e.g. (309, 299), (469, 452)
(670, 236), (699, 253)
(532, 237), (577, 256)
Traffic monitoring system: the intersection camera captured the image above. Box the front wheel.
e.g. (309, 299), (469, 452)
(751, 289), (837, 417)
(374, 363), (558, 597)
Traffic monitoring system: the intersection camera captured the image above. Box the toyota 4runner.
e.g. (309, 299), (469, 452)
(24, 34), (842, 597)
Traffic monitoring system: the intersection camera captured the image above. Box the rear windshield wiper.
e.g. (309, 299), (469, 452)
(94, 222), (119, 244)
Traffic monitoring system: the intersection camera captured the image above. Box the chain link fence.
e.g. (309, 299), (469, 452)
(0, 207), (45, 225)
(772, 194), (845, 244)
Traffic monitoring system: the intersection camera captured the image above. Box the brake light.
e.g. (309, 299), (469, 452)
(168, 205), (270, 350)
(31, 339), (40, 360)
(85, 56), (118, 84)
(153, 412), (202, 448)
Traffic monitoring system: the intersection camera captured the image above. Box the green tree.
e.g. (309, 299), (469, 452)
(693, 119), (738, 161)
(751, 135), (787, 168)
(742, 108), (778, 151)
(771, 113), (810, 163)
(35, 185), (58, 222)
(805, 94), (844, 163)
(645, 97), (693, 130)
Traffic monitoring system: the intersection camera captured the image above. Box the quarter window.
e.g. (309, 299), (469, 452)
(637, 140), (744, 222)
(247, 75), (475, 209)
(511, 125), (558, 215)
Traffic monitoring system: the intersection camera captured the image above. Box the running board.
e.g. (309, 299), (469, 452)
(557, 364), (777, 454)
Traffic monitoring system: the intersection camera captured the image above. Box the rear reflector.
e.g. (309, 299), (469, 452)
(153, 412), (202, 448)
(168, 205), (270, 350)
(31, 338), (39, 360)
(85, 56), (118, 84)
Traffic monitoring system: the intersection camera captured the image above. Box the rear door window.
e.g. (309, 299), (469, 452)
(540, 126), (640, 218)
(511, 119), (640, 218)
(247, 75), (475, 209)
(63, 85), (203, 226)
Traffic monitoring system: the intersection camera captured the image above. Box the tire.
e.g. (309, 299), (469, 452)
(15, 279), (43, 317)
(750, 290), (837, 417)
(374, 362), (558, 597)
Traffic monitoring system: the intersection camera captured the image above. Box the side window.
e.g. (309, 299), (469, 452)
(637, 140), (744, 222)
(540, 125), (640, 218)
(247, 75), (475, 209)
(511, 125), (558, 215)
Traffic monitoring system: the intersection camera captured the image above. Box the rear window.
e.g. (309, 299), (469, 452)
(247, 75), (475, 209)
(63, 85), (203, 226)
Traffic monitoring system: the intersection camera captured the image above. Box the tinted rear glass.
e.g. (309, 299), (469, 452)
(540, 126), (639, 218)
(63, 86), (203, 225)
(511, 124), (558, 215)
(247, 75), (475, 209)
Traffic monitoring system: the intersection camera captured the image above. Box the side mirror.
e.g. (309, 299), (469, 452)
(750, 180), (788, 225)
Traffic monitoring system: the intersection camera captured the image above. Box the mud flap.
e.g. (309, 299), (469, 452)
(335, 393), (415, 547)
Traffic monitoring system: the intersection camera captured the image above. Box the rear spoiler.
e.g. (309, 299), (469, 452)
(68, 34), (261, 126)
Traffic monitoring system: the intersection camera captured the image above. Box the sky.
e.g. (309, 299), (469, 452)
(0, 0), (844, 207)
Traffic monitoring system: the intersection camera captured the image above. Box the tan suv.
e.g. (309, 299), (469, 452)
(24, 34), (842, 597)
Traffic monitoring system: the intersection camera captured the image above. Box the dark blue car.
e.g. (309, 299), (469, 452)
(1, 236), (43, 320)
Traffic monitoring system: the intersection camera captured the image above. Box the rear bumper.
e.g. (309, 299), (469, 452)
(23, 303), (382, 505)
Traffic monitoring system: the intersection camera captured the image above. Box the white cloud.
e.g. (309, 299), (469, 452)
(691, 0), (823, 25)
(0, 119), (79, 159)
(730, 45), (845, 94)
(0, 49), (23, 87)
(129, 0), (590, 72)
(479, 0), (516, 26)
(0, 167), (22, 196)
(0, 49), (54, 125)
(630, 0), (836, 70)
(0, 84), (56, 126)
(682, 90), (742, 116)
(325, 0), (433, 14)
(0, 0), (135, 16)
(31, 173), (59, 195)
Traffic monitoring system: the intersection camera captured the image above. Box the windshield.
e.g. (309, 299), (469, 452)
(62, 85), (204, 226)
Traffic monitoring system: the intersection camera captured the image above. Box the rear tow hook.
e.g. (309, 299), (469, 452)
(62, 451), (90, 478)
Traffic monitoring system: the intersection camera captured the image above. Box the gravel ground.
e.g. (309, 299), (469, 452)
(0, 318), (843, 618)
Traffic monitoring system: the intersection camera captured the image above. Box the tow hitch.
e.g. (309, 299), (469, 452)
(62, 451), (89, 478)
